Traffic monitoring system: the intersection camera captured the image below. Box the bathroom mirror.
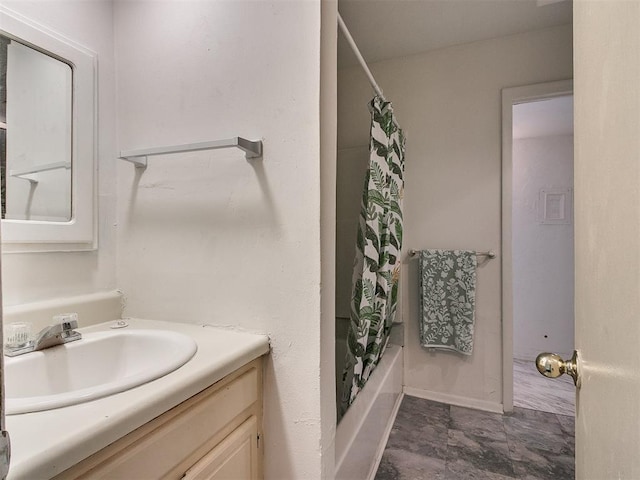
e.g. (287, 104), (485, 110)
(0, 9), (95, 251)
(1, 34), (72, 223)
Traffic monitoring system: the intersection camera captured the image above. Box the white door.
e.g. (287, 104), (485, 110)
(572, 1), (640, 477)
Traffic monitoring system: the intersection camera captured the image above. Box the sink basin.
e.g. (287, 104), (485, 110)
(5, 329), (197, 415)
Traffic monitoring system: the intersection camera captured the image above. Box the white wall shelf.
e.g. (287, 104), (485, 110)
(10, 161), (71, 184)
(119, 137), (263, 168)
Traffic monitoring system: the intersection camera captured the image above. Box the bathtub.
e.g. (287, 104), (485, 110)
(335, 318), (403, 480)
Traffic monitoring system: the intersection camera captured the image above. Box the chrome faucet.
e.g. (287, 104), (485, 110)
(4, 314), (82, 357)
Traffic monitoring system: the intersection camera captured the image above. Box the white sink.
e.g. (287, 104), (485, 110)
(5, 329), (197, 415)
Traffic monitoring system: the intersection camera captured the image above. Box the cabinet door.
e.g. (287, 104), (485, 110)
(182, 416), (259, 480)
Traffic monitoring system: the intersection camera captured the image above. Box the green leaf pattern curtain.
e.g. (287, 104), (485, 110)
(340, 96), (405, 418)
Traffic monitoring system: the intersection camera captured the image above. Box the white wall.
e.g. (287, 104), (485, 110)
(338, 24), (572, 410)
(114, 2), (327, 478)
(1, 1), (118, 306)
(512, 134), (574, 360)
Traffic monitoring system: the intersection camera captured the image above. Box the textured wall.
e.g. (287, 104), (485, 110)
(114, 2), (326, 478)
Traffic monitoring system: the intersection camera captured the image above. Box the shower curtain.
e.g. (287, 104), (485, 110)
(340, 96), (405, 418)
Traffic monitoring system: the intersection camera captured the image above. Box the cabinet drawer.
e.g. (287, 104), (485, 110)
(58, 362), (260, 480)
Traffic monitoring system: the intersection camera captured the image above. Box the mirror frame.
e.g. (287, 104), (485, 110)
(0, 7), (96, 252)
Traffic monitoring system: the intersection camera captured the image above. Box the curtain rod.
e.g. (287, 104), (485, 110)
(337, 12), (385, 101)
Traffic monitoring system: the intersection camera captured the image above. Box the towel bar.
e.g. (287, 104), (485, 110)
(408, 249), (496, 259)
(119, 137), (263, 168)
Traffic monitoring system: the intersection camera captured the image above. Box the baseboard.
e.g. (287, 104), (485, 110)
(366, 392), (404, 480)
(403, 387), (504, 414)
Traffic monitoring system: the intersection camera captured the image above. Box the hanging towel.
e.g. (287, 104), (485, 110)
(419, 249), (477, 355)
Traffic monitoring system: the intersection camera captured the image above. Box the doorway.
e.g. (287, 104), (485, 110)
(501, 79), (574, 413)
(511, 94), (575, 416)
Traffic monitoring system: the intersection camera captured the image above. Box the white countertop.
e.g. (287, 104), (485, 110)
(6, 318), (270, 479)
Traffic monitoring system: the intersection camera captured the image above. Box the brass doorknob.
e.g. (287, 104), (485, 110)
(535, 350), (580, 386)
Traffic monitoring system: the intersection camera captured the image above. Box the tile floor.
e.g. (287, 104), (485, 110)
(375, 396), (575, 479)
(513, 358), (575, 417)
(375, 358), (576, 479)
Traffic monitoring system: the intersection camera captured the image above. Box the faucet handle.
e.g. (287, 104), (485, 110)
(5, 322), (32, 348)
(53, 313), (79, 331)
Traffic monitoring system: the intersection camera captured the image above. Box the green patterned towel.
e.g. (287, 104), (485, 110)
(419, 249), (477, 355)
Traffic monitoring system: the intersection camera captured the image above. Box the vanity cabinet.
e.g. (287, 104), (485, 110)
(54, 358), (263, 480)
(182, 416), (258, 480)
